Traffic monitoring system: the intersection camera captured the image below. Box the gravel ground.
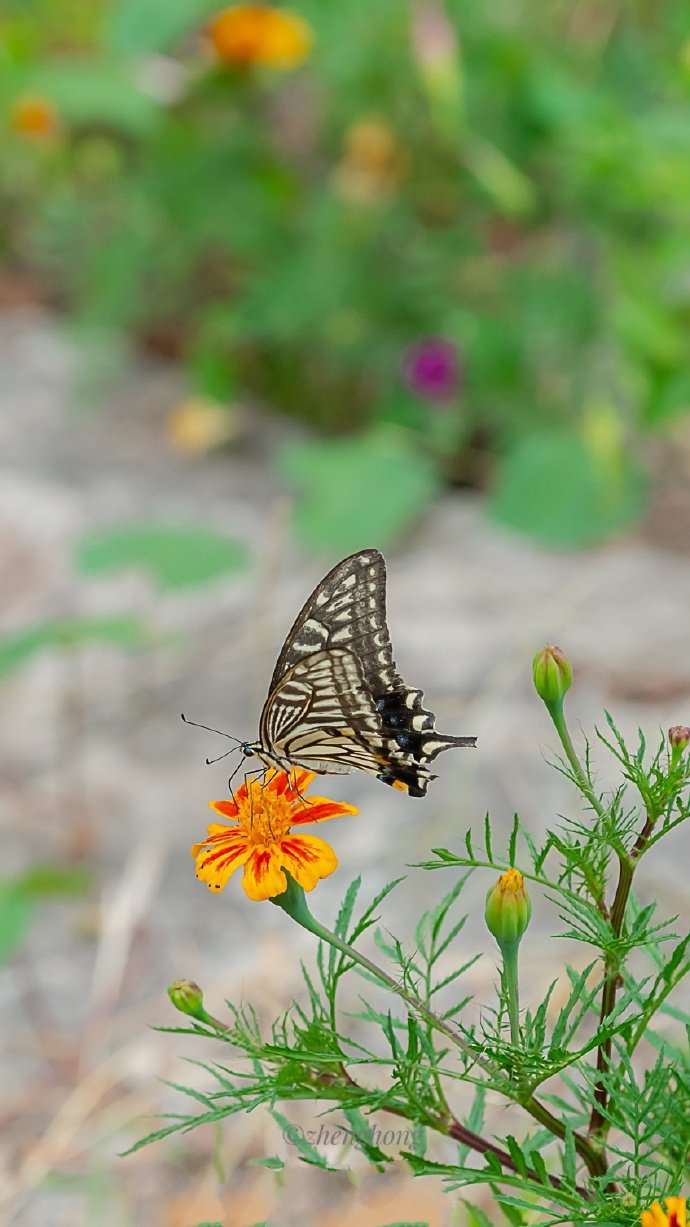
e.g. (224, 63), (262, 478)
(2, 308), (689, 1226)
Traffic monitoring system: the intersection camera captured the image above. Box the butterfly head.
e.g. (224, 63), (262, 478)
(240, 741), (256, 759)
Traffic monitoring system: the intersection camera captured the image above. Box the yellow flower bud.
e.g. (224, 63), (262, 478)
(532, 645), (573, 707)
(485, 869), (531, 950)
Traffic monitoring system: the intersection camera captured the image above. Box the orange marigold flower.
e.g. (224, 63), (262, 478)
(641, 1198), (687, 1227)
(10, 94), (60, 139)
(209, 5), (313, 69)
(192, 768), (356, 902)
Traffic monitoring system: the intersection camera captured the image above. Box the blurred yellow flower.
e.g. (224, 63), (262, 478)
(641, 1198), (686, 1227)
(10, 95), (60, 140)
(166, 396), (239, 455)
(209, 5), (313, 69)
(333, 117), (408, 203)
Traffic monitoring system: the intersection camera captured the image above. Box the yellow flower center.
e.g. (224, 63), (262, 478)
(235, 780), (295, 845)
(500, 868), (524, 895)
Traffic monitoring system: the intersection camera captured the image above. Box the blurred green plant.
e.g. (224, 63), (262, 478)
(0, 614), (150, 680)
(0, 863), (91, 964)
(76, 523), (249, 590)
(3, 0), (690, 547)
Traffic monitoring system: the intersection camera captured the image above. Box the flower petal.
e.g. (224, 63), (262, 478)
(194, 829), (250, 892)
(191, 821), (240, 858)
(242, 845), (289, 901)
(209, 799), (239, 819)
(288, 767), (317, 795)
(279, 834), (338, 892)
(667, 1200), (686, 1227)
(290, 797), (358, 825)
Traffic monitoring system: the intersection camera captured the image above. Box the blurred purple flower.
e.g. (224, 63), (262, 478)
(402, 336), (461, 401)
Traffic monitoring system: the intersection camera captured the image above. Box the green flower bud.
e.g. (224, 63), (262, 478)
(532, 645), (573, 707)
(168, 980), (206, 1020)
(669, 726), (690, 752)
(485, 869), (531, 950)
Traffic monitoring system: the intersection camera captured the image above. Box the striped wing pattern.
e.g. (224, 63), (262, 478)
(253, 550), (476, 797)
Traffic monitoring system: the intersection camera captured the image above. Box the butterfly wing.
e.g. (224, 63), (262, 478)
(256, 549), (475, 794)
(259, 648), (445, 794)
(268, 549), (400, 698)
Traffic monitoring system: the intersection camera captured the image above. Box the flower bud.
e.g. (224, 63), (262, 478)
(532, 645), (573, 708)
(485, 869), (531, 950)
(168, 980), (206, 1020)
(669, 726), (690, 752)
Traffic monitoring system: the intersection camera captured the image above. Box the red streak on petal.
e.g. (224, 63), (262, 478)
(290, 801), (356, 824)
(199, 838), (248, 869)
(281, 837), (318, 865)
(250, 848), (272, 879)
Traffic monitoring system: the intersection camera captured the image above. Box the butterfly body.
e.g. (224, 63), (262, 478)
(245, 549), (476, 796)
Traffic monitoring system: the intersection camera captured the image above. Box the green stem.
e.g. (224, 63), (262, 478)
(523, 1096), (608, 1181)
(547, 701), (606, 820)
(502, 943), (521, 1047)
(588, 815), (654, 1140)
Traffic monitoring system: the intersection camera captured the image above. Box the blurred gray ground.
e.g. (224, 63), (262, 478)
(1, 308), (690, 1226)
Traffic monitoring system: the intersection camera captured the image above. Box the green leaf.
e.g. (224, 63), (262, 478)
(76, 524), (249, 591)
(0, 884), (34, 964)
(279, 426), (440, 554)
(106, 0), (221, 55)
(270, 1110), (338, 1171)
(248, 1156), (285, 1170)
(464, 1207), (495, 1227)
(488, 432), (646, 547)
(0, 616), (150, 680)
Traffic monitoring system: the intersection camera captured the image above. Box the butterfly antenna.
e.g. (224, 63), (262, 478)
(180, 713), (243, 745)
(206, 747), (238, 766)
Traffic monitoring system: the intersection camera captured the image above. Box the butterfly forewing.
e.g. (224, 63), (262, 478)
(268, 550), (400, 698)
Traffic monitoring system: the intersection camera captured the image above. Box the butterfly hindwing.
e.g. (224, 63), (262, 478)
(260, 647), (444, 792)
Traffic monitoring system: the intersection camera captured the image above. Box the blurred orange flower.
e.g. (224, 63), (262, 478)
(10, 95), (60, 140)
(209, 5), (313, 69)
(192, 767), (357, 901)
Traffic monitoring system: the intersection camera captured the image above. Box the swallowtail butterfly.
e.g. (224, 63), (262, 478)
(240, 549), (476, 796)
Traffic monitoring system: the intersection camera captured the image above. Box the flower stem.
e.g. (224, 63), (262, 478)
(502, 944), (521, 1047)
(588, 809), (654, 1141)
(547, 700), (606, 820)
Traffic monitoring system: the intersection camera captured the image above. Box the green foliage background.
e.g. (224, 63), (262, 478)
(3, 0), (690, 545)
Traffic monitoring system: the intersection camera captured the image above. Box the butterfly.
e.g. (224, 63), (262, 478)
(239, 549), (476, 797)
